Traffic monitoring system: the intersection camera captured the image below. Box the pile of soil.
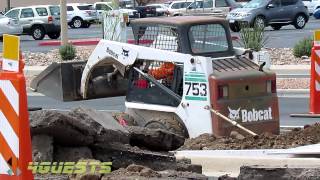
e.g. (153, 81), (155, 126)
(180, 124), (320, 150)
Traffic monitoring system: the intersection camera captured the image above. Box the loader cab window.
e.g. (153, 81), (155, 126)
(189, 24), (228, 54)
(126, 60), (183, 107)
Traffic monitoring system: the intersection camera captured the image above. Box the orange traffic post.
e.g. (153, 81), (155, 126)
(0, 35), (33, 180)
(291, 30), (320, 117)
(310, 44), (320, 114)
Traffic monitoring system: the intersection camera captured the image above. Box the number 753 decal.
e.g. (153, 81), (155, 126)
(185, 82), (207, 96)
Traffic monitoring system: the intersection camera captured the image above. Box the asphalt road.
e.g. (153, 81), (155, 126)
(0, 18), (319, 53)
(27, 95), (319, 127)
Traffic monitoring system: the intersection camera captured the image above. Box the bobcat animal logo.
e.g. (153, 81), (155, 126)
(122, 48), (129, 57)
(228, 107), (241, 121)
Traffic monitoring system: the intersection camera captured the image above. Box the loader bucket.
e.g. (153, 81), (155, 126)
(30, 61), (128, 101)
(30, 61), (86, 101)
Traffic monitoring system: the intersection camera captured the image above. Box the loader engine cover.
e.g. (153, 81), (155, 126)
(209, 57), (280, 136)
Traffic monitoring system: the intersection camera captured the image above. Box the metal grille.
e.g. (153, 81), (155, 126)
(189, 24), (228, 53)
(212, 57), (259, 72)
(136, 26), (180, 52)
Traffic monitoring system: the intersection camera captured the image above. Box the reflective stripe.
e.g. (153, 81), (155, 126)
(316, 61), (320, 76)
(0, 154), (11, 175)
(0, 80), (19, 115)
(0, 111), (19, 158)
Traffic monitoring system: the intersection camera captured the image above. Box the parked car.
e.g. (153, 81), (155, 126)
(303, 0), (320, 14)
(180, 0), (242, 17)
(135, 6), (157, 18)
(93, 2), (140, 22)
(314, 7), (320, 18)
(146, 4), (168, 16)
(67, 3), (98, 28)
(5, 5), (61, 40)
(167, 0), (193, 16)
(0, 14), (23, 40)
(226, 0), (309, 32)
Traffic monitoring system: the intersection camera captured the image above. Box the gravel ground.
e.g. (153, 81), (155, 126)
(22, 46), (95, 66)
(266, 48), (310, 65)
(277, 78), (309, 89)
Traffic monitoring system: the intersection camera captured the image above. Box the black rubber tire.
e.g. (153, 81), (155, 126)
(271, 25), (282, 30)
(253, 16), (266, 29)
(144, 117), (188, 138)
(293, 14), (307, 29)
(71, 17), (83, 29)
(31, 26), (45, 40)
(47, 32), (60, 39)
(229, 23), (240, 32)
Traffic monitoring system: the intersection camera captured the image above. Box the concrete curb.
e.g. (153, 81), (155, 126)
(175, 150), (320, 177)
(277, 89), (309, 97)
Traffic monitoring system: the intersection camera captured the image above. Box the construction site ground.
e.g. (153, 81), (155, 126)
(28, 106), (320, 180)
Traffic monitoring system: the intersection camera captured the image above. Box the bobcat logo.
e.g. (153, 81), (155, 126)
(228, 107), (240, 121)
(122, 48), (129, 57)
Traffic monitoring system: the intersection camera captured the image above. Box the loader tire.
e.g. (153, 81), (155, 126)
(145, 116), (188, 138)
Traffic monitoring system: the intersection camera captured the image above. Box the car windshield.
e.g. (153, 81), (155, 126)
(189, 24), (228, 54)
(243, 0), (267, 8)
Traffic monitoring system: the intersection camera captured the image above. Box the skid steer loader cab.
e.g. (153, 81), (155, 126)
(31, 16), (279, 138)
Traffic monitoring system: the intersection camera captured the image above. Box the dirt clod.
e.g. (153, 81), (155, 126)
(32, 135), (53, 162)
(180, 123), (320, 150)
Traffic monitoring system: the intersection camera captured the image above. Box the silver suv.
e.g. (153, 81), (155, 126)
(226, 0), (309, 32)
(67, 3), (98, 28)
(5, 5), (61, 40)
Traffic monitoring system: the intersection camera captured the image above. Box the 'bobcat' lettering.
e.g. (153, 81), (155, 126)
(228, 107), (273, 122)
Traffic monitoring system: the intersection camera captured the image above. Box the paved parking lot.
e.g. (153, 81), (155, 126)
(1, 18), (319, 52)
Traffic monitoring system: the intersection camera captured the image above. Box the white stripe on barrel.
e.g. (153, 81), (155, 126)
(0, 154), (11, 175)
(0, 80), (19, 115)
(0, 111), (19, 158)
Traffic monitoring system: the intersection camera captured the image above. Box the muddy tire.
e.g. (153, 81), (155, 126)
(145, 116), (188, 138)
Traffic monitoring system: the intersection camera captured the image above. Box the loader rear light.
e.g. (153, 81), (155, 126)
(218, 85), (228, 99)
(267, 80), (277, 93)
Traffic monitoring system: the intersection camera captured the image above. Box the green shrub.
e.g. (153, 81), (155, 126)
(293, 37), (313, 58)
(59, 43), (76, 61)
(238, 23), (268, 52)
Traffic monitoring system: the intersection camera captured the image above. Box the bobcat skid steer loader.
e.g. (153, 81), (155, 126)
(31, 16), (279, 138)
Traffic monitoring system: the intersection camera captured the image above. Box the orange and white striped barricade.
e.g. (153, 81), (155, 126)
(0, 35), (33, 179)
(291, 30), (320, 117)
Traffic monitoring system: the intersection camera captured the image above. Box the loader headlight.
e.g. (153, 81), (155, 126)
(218, 85), (229, 99)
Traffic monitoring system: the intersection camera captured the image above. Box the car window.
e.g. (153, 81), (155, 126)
(189, 24), (228, 54)
(182, 2), (192, 8)
(6, 9), (20, 19)
(204, 0), (213, 8)
(216, 0), (228, 7)
(281, 0), (298, 6)
(270, 0), (281, 7)
(96, 4), (112, 10)
(49, 6), (60, 16)
(20, 8), (34, 18)
(77, 5), (94, 10)
(171, 2), (182, 9)
(67, 6), (74, 11)
(36, 8), (48, 16)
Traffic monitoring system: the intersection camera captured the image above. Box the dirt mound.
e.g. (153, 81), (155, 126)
(180, 124), (320, 150)
(102, 164), (207, 180)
